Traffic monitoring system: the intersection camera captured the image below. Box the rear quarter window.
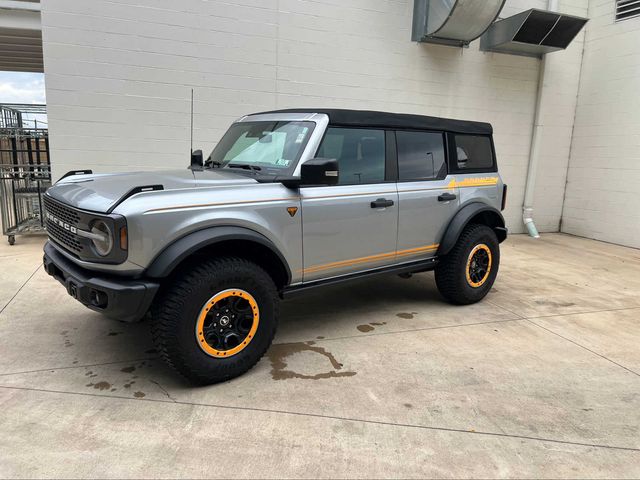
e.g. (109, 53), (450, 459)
(451, 135), (496, 173)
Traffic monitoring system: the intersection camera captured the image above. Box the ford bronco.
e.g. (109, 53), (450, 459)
(42, 109), (507, 384)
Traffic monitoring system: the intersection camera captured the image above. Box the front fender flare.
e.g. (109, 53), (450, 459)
(145, 226), (291, 282)
(437, 203), (507, 257)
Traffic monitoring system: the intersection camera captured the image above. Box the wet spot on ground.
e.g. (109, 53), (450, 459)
(121, 366), (136, 373)
(267, 342), (356, 381)
(357, 321), (387, 333)
(396, 312), (418, 319)
(316, 336), (325, 340)
(90, 381), (111, 391)
(107, 331), (123, 337)
(134, 391), (145, 398)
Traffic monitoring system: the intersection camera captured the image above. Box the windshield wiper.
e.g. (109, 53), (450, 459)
(228, 163), (262, 171)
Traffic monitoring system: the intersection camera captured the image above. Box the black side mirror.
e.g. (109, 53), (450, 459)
(190, 149), (203, 170)
(300, 158), (339, 186)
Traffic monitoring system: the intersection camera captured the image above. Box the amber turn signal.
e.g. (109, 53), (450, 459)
(119, 226), (128, 250)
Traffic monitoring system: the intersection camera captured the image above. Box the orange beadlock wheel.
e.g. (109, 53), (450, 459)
(195, 289), (260, 358)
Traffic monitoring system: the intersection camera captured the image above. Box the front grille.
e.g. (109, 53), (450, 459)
(43, 195), (80, 225)
(43, 196), (84, 254)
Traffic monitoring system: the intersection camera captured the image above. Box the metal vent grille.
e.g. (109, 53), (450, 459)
(616, 0), (640, 22)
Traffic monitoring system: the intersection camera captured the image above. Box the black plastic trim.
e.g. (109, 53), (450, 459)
(106, 184), (164, 214)
(282, 257), (438, 298)
(57, 169), (93, 183)
(438, 203), (507, 256)
(145, 226), (292, 283)
(43, 242), (159, 323)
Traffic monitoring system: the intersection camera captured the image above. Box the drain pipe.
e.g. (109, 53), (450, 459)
(523, 0), (558, 238)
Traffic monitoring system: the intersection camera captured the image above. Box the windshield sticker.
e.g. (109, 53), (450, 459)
(295, 133), (306, 144)
(276, 158), (291, 167)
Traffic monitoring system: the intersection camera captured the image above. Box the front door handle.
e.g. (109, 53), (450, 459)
(371, 198), (394, 209)
(438, 192), (457, 202)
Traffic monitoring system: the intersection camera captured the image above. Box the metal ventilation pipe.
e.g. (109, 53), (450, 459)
(522, 0), (559, 238)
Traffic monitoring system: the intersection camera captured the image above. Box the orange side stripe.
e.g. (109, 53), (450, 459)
(302, 244), (439, 274)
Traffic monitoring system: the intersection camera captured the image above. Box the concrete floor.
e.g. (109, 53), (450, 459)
(0, 233), (639, 478)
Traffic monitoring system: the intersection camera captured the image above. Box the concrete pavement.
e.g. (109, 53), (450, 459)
(0, 233), (639, 478)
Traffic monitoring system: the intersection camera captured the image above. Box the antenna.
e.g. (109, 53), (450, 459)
(190, 88), (194, 154)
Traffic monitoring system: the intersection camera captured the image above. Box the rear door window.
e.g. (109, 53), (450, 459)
(452, 135), (495, 172)
(396, 131), (446, 181)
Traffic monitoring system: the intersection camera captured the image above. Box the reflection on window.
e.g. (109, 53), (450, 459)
(396, 131), (446, 181)
(317, 128), (385, 185)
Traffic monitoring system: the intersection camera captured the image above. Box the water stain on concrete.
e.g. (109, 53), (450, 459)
(86, 381), (111, 391)
(404, 403), (413, 409)
(396, 312), (418, 319)
(107, 331), (123, 337)
(121, 366), (136, 373)
(134, 391), (145, 398)
(267, 342), (356, 381)
(357, 321), (387, 333)
(534, 300), (576, 308)
(316, 336), (325, 340)
(357, 324), (374, 333)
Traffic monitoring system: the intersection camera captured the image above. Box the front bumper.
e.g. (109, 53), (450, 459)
(43, 242), (159, 322)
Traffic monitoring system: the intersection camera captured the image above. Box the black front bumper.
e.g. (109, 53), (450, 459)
(43, 242), (159, 322)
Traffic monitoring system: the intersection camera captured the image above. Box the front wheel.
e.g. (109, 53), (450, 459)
(435, 224), (500, 305)
(151, 257), (279, 385)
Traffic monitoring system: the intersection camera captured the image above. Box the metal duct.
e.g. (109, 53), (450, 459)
(480, 9), (588, 58)
(412, 0), (506, 47)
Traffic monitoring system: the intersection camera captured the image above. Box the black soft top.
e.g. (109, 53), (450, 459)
(256, 108), (492, 135)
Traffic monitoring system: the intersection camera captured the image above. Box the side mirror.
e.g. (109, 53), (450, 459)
(300, 158), (339, 186)
(190, 149), (203, 170)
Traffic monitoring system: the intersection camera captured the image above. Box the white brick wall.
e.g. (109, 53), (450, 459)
(42, 0), (585, 235)
(561, 0), (640, 248)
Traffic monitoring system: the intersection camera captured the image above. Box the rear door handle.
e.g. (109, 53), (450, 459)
(438, 193), (457, 202)
(371, 198), (394, 209)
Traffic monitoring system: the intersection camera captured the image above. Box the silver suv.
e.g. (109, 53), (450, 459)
(42, 109), (508, 384)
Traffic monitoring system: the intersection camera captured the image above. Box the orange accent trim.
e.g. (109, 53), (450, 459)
(465, 244), (492, 288)
(146, 198), (293, 213)
(302, 244), (439, 274)
(195, 289), (259, 358)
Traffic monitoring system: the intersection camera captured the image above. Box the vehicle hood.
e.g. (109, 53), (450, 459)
(46, 169), (256, 213)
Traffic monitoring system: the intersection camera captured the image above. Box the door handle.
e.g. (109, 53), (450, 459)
(438, 192), (457, 202)
(371, 198), (394, 209)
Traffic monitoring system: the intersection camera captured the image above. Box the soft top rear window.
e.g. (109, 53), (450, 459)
(451, 135), (496, 173)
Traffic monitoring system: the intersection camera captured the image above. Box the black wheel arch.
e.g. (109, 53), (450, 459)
(145, 226), (292, 289)
(438, 202), (507, 257)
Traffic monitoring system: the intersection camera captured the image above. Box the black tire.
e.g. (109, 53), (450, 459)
(435, 224), (500, 305)
(151, 256), (279, 385)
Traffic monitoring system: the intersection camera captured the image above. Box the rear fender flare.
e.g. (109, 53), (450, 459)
(438, 203), (507, 256)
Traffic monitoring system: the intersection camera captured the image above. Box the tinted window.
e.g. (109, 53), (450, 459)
(396, 131), (446, 181)
(453, 135), (494, 171)
(316, 128), (385, 185)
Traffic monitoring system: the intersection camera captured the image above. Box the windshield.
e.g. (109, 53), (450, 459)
(208, 121), (315, 175)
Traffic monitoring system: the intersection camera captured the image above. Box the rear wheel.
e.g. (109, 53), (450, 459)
(435, 224), (500, 305)
(151, 257), (278, 385)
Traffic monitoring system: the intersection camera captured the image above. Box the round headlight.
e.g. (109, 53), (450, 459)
(90, 220), (113, 257)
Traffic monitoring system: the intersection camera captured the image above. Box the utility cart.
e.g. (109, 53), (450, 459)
(0, 104), (50, 245)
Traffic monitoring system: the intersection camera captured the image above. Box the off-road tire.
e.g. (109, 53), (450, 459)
(435, 224), (500, 305)
(151, 257), (279, 385)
